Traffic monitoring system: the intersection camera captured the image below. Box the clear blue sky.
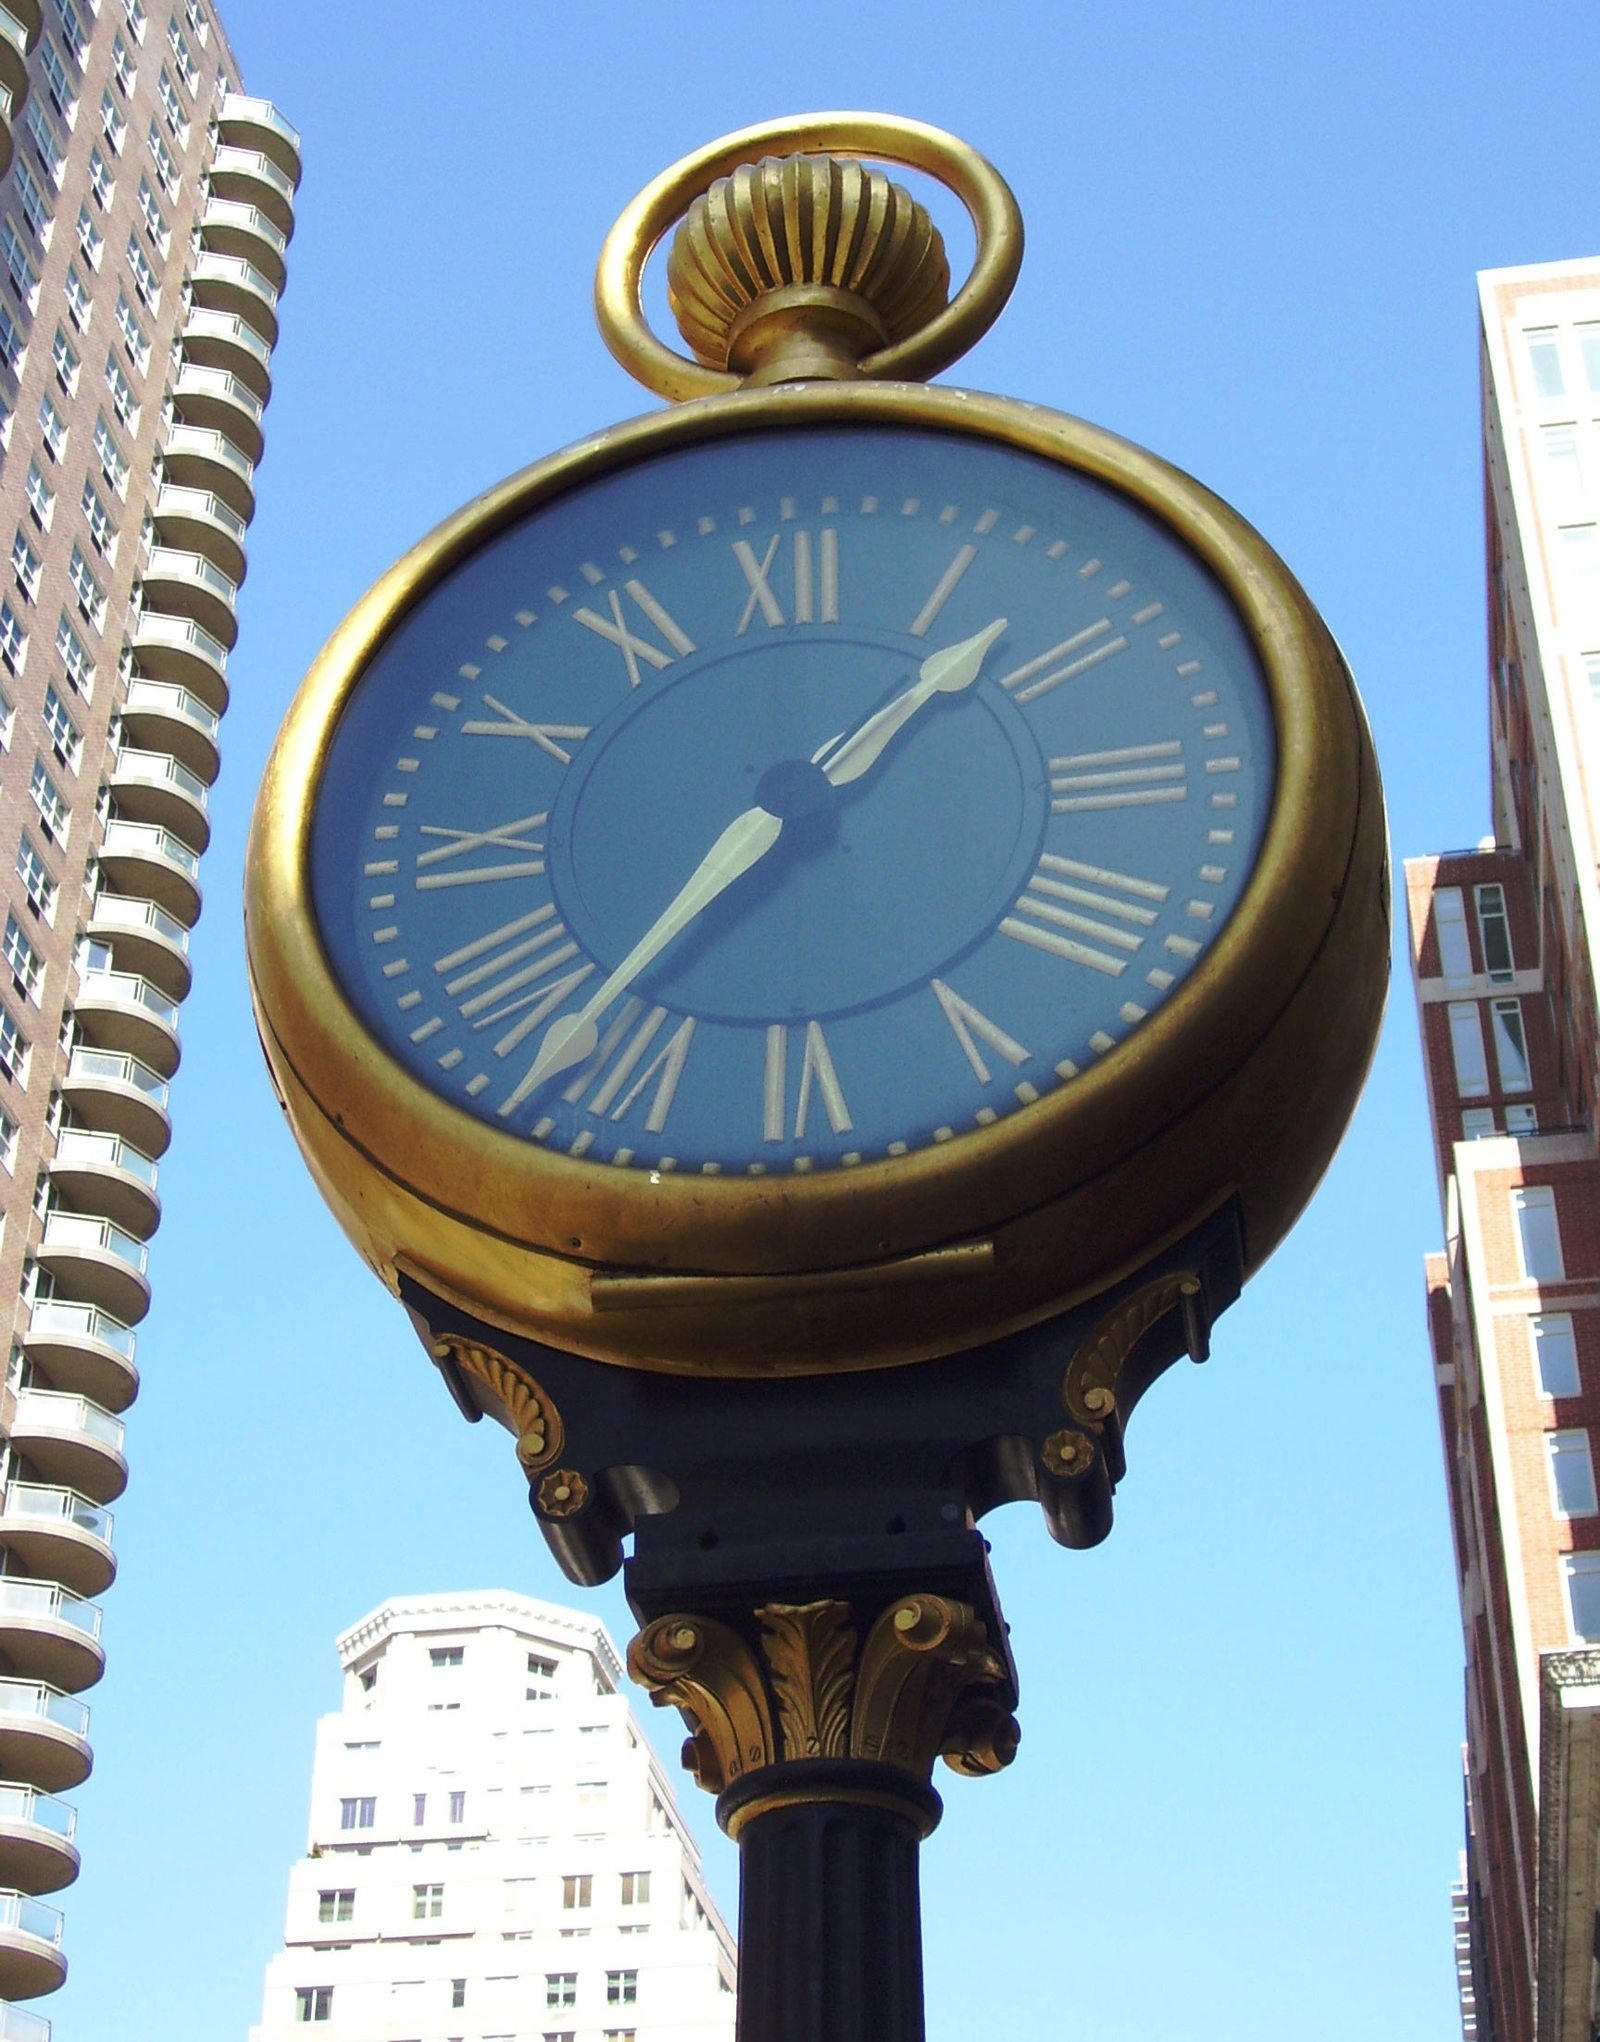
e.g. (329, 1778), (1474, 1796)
(47, 2), (1600, 2036)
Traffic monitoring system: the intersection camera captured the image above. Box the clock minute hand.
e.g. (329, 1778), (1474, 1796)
(813, 617), (1007, 787)
(509, 802), (785, 1102)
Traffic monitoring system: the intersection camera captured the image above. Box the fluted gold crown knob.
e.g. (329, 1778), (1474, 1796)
(666, 153), (951, 385)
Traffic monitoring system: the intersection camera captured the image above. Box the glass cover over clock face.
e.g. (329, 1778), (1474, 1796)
(312, 425), (1275, 1178)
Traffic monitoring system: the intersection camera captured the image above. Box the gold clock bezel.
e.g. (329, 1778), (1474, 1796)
(245, 379), (1387, 1377)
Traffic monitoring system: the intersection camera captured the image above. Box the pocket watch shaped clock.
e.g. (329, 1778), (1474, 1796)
(245, 117), (1387, 1377)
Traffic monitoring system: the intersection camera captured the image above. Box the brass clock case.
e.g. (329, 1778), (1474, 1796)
(245, 379), (1388, 1378)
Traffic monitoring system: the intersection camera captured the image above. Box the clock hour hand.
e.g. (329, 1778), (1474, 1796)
(512, 802), (784, 1098)
(812, 617), (1007, 786)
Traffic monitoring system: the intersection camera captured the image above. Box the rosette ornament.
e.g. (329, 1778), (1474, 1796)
(666, 152), (951, 383)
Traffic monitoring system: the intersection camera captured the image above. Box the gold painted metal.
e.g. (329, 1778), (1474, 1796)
(720, 1779), (942, 1843)
(667, 153), (949, 386)
(756, 1600), (857, 1759)
(534, 1468), (588, 1519)
(589, 1238), (993, 1313)
(628, 1615), (777, 1793)
(1040, 1429), (1096, 1478)
(245, 375), (1387, 1379)
(627, 1590), (1017, 1803)
(1062, 1270), (1200, 1432)
(431, 1334), (563, 1473)
(594, 112), (1022, 400)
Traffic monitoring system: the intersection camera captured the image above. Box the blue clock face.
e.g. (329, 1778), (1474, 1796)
(311, 425), (1275, 1178)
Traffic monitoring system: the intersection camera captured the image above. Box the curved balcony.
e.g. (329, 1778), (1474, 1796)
(170, 366), (263, 466)
(0, 1684), (88, 1794)
(59, 1049), (170, 1160)
(150, 484), (246, 587)
(47, 1127), (159, 1240)
(0, 1786), (76, 1896)
(0, 84), (15, 186)
(0, 2002), (51, 2042)
(121, 679), (219, 785)
(208, 144), (295, 237)
(198, 200), (285, 291)
(180, 306), (271, 401)
(71, 969), (180, 1079)
(0, 1486), (114, 1599)
(0, 1891), (64, 2001)
(21, 1302), (136, 1419)
(34, 1214), (149, 1326)
(10, 1392), (126, 1506)
(189, 252), (278, 350)
(98, 820), (202, 925)
(86, 891), (193, 1003)
(128, 607), (230, 714)
(159, 425), (254, 528)
(0, 10), (32, 117)
(109, 746), (210, 853)
(218, 93), (302, 186)
(139, 548), (238, 650)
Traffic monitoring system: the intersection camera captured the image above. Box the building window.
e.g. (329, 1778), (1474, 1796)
(429, 1645), (464, 1668)
(621, 1870), (650, 1904)
(546, 1974), (577, 2009)
(1490, 998), (1531, 1093)
(293, 1987), (332, 2024)
(88, 144), (114, 210)
(1528, 327), (1566, 399)
(23, 465), (53, 537)
(604, 2031), (637, 2042)
(1531, 1314), (1581, 1399)
(562, 1874), (592, 1910)
(338, 1796), (375, 1831)
(63, 265), (90, 334)
(0, 1001), (30, 1089)
(80, 479), (116, 561)
(104, 351), (138, 430)
(167, 16), (198, 90)
(10, 531), (39, 603)
(1507, 1104), (1539, 1135)
(94, 415), (129, 498)
(157, 67), (187, 141)
(1447, 1002), (1489, 1098)
(68, 546), (106, 630)
(16, 837), (54, 927)
(100, 89), (126, 155)
(315, 1889), (353, 1924)
(14, 163), (51, 244)
(449, 1790), (465, 1823)
(1542, 421), (1586, 499)
(1548, 1430), (1599, 1517)
(0, 223), (37, 310)
(577, 1779), (607, 1808)
(411, 1883), (443, 1920)
(0, 608), (22, 686)
(114, 290), (149, 374)
(125, 233), (159, 311)
(146, 123), (178, 198)
(29, 759), (68, 847)
(112, 30), (135, 90)
(1433, 889), (1472, 980)
(55, 0), (88, 64)
(606, 1971), (638, 2005)
(1472, 884), (1513, 982)
(1561, 524), (1600, 595)
(1577, 322), (1600, 396)
(3, 916), (40, 1003)
(0, 305), (21, 379)
(56, 613), (93, 696)
(1512, 1185), (1565, 1284)
(76, 203), (102, 270)
(1567, 1553), (1600, 1640)
(124, 0), (146, 42)
(51, 328), (79, 398)
(412, 1792), (426, 1826)
(36, 47), (73, 132)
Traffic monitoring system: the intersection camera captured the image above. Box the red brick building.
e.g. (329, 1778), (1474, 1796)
(1409, 257), (1600, 2042)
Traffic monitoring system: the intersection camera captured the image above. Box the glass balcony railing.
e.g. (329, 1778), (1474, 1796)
(0, 1785), (75, 1842)
(39, 1214), (148, 1274)
(144, 546), (238, 605)
(152, 483), (247, 543)
(192, 251), (279, 314)
(112, 746), (210, 808)
(14, 1390), (125, 1455)
(65, 1047), (170, 1109)
(3, 1485), (114, 1545)
(219, 92), (303, 158)
(210, 143), (297, 208)
(0, 13), (25, 62)
(200, 198), (287, 258)
(182, 306), (271, 370)
(100, 820), (201, 879)
(0, 1577), (104, 1640)
(0, 1998), (53, 2041)
(78, 969), (180, 1031)
(53, 1127), (158, 1187)
(0, 1892), (63, 1946)
(89, 889), (194, 951)
(172, 363), (263, 423)
(0, 1681), (88, 1740)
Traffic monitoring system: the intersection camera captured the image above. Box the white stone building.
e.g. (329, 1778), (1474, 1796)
(249, 1592), (736, 2042)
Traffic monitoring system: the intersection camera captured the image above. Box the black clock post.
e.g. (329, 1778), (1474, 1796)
(245, 113), (1388, 2042)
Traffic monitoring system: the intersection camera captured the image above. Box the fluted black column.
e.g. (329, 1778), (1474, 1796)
(717, 1759), (942, 2042)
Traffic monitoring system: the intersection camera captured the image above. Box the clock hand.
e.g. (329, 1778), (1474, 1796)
(812, 617), (1007, 786)
(512, 802), (785, 1098)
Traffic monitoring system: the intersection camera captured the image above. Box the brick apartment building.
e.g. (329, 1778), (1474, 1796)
(0, 1), (297, 2032)
(1409, 256), (1600, 2042)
